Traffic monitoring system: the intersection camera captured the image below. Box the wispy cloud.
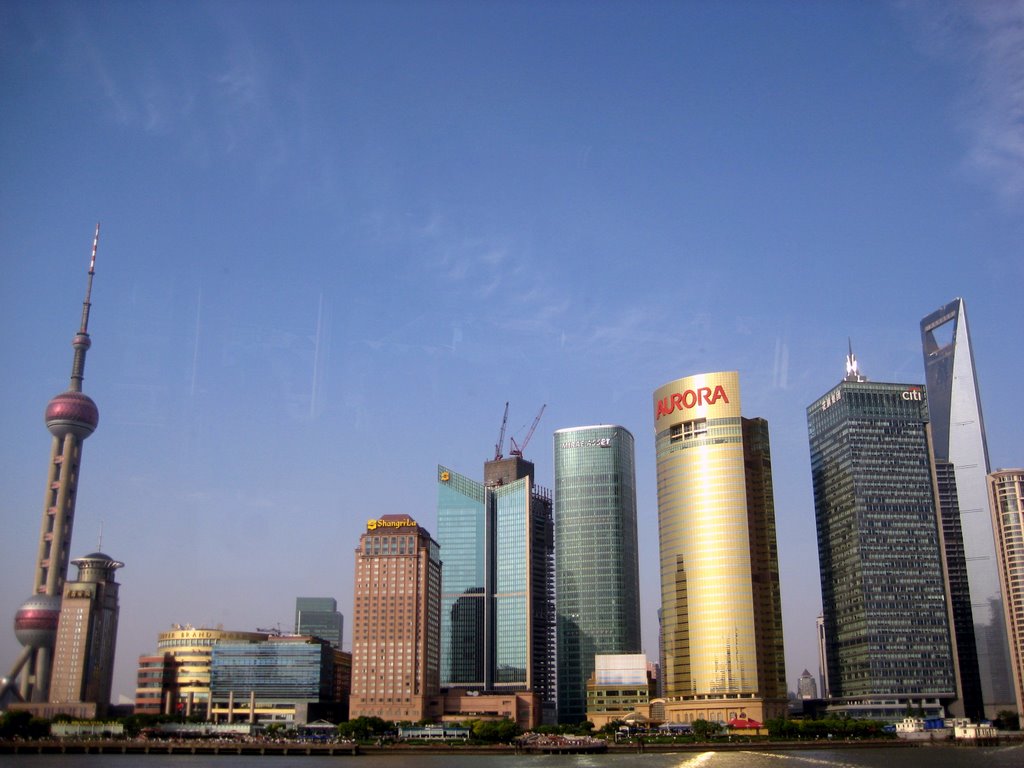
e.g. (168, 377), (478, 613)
(962, 2), (1024, 201)
(905, 0), (1024, 204)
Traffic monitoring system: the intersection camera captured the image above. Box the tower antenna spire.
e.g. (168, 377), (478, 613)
(81, 222), (99, 333)
(70, 223), (99, 392)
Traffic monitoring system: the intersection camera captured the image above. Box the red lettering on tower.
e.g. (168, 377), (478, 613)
(655, 385), (730, 420)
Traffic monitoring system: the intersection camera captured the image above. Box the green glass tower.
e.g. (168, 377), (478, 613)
(553, 425), (641, 724)
(437, 457), (555, 721)
(807, 354), (958, 718)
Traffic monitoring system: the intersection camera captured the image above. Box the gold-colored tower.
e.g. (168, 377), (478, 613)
(652, 371), (787, 724)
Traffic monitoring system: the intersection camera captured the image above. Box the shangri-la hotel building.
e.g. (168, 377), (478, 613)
(349, 515), (442, 722)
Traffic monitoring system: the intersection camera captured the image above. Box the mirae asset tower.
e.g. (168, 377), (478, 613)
(652, 372), (787, 724)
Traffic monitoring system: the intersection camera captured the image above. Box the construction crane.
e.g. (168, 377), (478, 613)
(510, 404), (546, 458)
(494, 401), (509, 460)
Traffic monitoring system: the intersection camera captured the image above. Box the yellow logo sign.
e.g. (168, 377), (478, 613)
(440, 470), (450, 482)
(367, 518), (417, 531)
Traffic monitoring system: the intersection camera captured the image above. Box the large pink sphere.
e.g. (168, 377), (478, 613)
(14, 594), (62, 648)
(45, 391), (99, 439)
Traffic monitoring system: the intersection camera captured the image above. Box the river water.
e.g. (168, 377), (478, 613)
(4, 746), (1023, 768)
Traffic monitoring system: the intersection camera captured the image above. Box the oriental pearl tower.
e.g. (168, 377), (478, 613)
(4, 226), (101, 702)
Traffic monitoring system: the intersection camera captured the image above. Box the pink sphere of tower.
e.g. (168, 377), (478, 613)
(14, 594), (62, 649)
(45, 391), (99, 439)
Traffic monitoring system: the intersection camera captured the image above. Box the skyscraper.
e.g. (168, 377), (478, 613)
(48, 552), (124, 716)
(922, 298), (1014, 715)
(807, 354), (959, 718)
(4, 227), (102, 704)
(437, 455), (555, 722)
(933, 459), (984, 719)
(653, 371), (787, 724)
(349, 515), (441, 722)
(553, 425), (641, 724)
(988, 469), (1024, 728)
(295, 597), (343, 649)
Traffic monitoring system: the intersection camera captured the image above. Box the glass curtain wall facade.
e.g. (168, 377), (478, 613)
(922, 298), (1014, 714)
(136, 628), (268, 718)
(437, 460), (555, 720)
(493, 479), (530, 686)
(210, 638), (332, 704)
(934, 460), (984, 719)
(294, 597), (343, 649)
(553, 425), (641, 724)
(807, 378), (958, 715)
(653, 372), (787, 722)
(437, 467), (486, 688)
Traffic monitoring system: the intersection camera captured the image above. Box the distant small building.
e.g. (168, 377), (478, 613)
(399, 724), (469, 740)
(585, 654), (653, 729)
(797, 669), (818, 700)
(438, 688), (541, 730)
(954, 722), (998, 741)
(51, 722), (124, 739)
(295, 597), (343, 650)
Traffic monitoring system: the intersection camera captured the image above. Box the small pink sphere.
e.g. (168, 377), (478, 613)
(14, 594), (62, 648)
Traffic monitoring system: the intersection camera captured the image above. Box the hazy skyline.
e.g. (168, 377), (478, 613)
(2, 1), (1023, 704)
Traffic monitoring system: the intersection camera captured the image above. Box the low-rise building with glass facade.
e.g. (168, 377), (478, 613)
(553, 425), (641, 724)
(585, 653), (653, 728)
(807, 365), (959, 719)
(133, 627), (268, 717)
(209, 635), (348, 725)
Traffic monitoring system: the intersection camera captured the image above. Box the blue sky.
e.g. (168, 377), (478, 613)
(2, 1), (1022, 704)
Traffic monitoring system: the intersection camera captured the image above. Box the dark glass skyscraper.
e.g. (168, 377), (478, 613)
(553, 425), (641, 724)
(922, 298), (1014, 715)
(437, 456), (555, 722)
(294, 597), (343, 650)
(808, 362), (958, 718)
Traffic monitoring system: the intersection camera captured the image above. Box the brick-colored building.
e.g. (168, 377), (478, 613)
(349, 515), (441, 722)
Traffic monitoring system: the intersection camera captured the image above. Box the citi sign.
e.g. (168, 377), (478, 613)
(655, 385), (730, 420)
(901, 388), (923, 401)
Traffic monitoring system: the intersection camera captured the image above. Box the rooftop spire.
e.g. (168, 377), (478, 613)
(69, 223), (99, 392)
(844, 337), (866, 382)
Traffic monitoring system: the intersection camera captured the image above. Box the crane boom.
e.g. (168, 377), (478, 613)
(510, 404), (546, 457)
(494, 401), (509, 460)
